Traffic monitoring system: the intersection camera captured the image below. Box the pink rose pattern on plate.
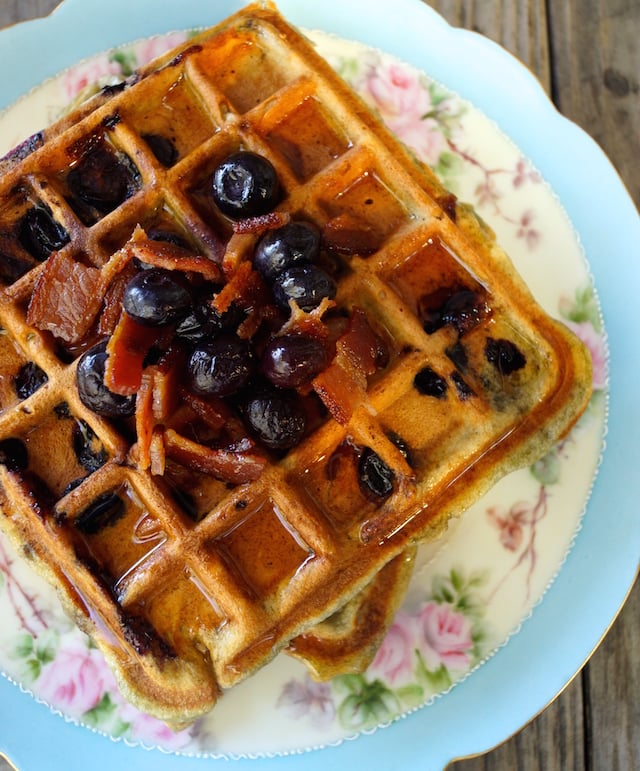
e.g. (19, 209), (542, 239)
(0, 32), (607, 754)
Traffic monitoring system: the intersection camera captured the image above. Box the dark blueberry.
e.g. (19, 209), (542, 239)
(122, 268), (192, 326)
(74, 491), (125, 535)
(253, 221), (320, 282)
(142, 133), (179, 167)
(0, 437), (28, 472)
(211, 151), (280, 219)
(445, 341), (468, 371)
(485, 337), (526, 375)
(358, 447), (395, 500)
(73, 419), (108, 473)
(271, 264), (337, 312)
(14, 361), (48, 400)
(54, 401), (72, 419)
(414, 366), (448, 398)
(147, 228), (191, 250)
(18, 206), (69, 262)
(188, 336), (254, 397)
(76, 341), (136, 419)
(451, 371), (475, 400)
(386, 430), (414, 469)
(441, 290), (488, 335)
(67, 144), (140, 216)
(174, 299), (242, 343)
(261, 334), (328, 388)
(243, 389), (306, 450)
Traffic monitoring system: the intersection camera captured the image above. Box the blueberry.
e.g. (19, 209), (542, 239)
(73, 419), (108, 473)
(18, 206), (69, 262)
(0, 437), (28, 472)
(485, 337), (526, 375)
(261, 334), (328, 388)
(441, 290), (487, 335)
(147, 228), (191, 250)
(188, 336), (254, 397)
(76, 341), (136, 418)
(271, 264), (337, 312)
(174, 298), (242, 343)
(14, 361), (48, 400)
(211, 151), (280, 219)
(74, 491), (125, 535)
(358, 447), (395, 500)
(253, 221), (320, 282)
(243, 389), (306, 450)
(67, 144), (140, 217)
(414, 366), (448, 398)
(142, 133), (179, 167)
(122, 268), (192, 326)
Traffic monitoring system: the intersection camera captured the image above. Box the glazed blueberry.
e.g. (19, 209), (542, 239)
(122, 268), (192, 326)
(147, 228), (191, 250)
(212, 151), (280, 219)
(142, 133), (179, 167)
(441, 290), (487, 335)
(175, 299), (243, 343)
(76, 341), (136, 418)
(14, 361), (48, 400)
(0, 437), (28, 472)
(18, 206), (69, 262)
(73, 419), (108, 473)
(271, 264), (337, 312)
(414, 366), (448, 399)
(188, 336), (254, 397)
(261, 334), (328, 388)
(253, 221), (321, 282)
(243, 389), (306, 450)
(358, 447), (395, 500)
(74, 492), (125, 535)
(67, 144), (140, 217)
(485, 337), (526, 375)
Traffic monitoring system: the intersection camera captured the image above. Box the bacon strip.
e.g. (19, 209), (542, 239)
(27, 252), (103, 343)
(104, 311), (160, 395)
(130, 231), (222, 282)
(312, 308), (384, 425)
(163, 429), (266, 484)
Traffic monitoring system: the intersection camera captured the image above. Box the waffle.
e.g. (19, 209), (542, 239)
(0, 1), (592, 727)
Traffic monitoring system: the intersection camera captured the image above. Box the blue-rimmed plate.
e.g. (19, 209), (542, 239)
(0, 1), (638, 770)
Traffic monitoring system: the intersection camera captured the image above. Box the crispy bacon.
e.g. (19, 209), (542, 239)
(149, 427), (166, 476)
(312, 308), (384, 425)
(163, 429), (266, 484)
(181, 390), (252, 443)
(135, 370), (155, 471)
(211, 260), (273, 325)
(27, 252), (104, 343)
(98, 262), (138, 336)
(130, 231), (222, 282)
(232, 210), (290, 235)
(104, 311), (161, 395)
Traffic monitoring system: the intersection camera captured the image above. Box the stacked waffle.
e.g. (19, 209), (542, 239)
(0, 2), (592, 726)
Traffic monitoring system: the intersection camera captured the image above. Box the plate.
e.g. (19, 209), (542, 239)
(0, 2), (638, 770)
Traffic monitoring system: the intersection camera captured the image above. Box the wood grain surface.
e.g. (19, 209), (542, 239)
(0, 2), (638, 770)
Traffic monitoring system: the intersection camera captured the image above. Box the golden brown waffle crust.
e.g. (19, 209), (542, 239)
(0, 1), (592, 727)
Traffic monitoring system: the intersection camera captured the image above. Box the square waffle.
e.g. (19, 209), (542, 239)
(0, 1), (592, 726)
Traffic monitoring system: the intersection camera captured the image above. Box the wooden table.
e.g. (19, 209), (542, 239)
(0, 1), (638, 769)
